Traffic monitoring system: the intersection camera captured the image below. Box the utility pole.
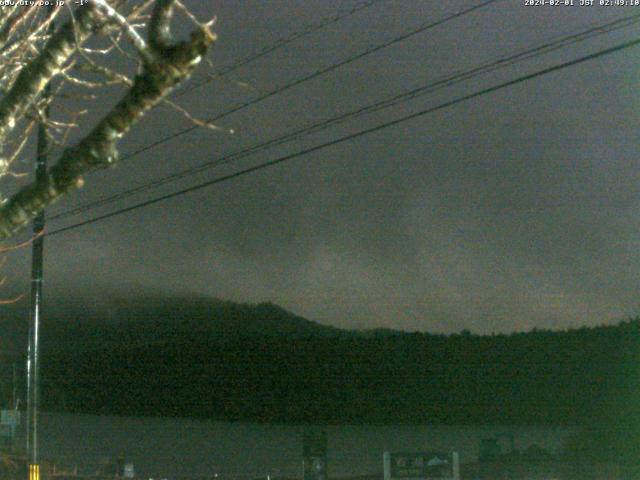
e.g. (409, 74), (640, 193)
(26, 104), (47, 480)
(12, 363), (17, 412)
(26, 8), (54, 479)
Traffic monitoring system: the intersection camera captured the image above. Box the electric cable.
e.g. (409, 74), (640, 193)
(49, 10), (640, 222)
(47, 34), (640, 236)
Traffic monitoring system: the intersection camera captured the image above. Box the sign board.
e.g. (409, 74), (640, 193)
(0, 410), (19, 446)
(1, 410), (20, 426)
(384, 451), (460, 480)
(303, 430), (327, 480)
(123, 463), (135, 478)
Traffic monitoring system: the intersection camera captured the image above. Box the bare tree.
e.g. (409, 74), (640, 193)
(0, 0), (216, 240)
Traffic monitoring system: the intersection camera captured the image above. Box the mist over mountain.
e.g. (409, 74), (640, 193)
(50, 295), (344, 351)
(0, 295), (343, 356)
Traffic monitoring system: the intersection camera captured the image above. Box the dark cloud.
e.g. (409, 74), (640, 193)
(2, 0), (639, 334)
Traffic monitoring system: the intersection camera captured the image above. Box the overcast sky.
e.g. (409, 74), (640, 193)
(2, 0), (639, 334)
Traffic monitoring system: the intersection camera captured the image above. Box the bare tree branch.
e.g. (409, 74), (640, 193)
(0, 3), (114, 152)
(91, 0), (153, 62)
(0, 1), (216, 239)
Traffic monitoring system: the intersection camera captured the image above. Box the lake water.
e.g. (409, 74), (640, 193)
(18, 412), (574, 479)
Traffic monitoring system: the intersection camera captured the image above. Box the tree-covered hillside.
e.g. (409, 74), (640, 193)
(3, 298), (630, 431)
(1, 298), (638, 445)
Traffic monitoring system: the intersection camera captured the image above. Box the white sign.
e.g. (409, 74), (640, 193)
(383, 451), (460, 480)
(123, 463), (135, 478)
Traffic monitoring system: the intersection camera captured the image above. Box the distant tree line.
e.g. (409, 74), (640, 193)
(1, 298), (638, 462)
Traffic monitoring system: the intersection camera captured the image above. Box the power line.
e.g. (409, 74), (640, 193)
(50, 10), (640, 222)
(46, 34), (640, 237)
(120, 0), (501, 161)
(176, 0), (386, 98)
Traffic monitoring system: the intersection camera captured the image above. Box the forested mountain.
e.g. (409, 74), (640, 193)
(1, 296), (638, 460)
